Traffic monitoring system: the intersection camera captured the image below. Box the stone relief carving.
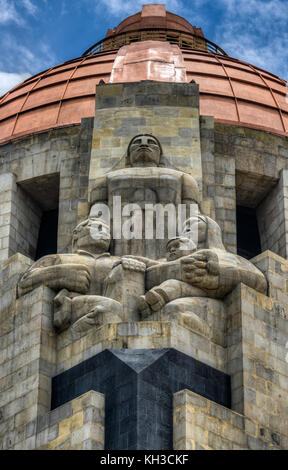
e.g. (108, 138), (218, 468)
(136, 213), (267, 319)
(17, 135), (268, 340)
(89, 134), (200, 259)
(18, 218), (142, 332)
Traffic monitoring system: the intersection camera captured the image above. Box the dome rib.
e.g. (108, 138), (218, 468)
(10, 64), (59, 137)
(0, 7), (287, 144)
(55, 56), (88, 125)
(247, 63), (287, 133)
(214, 55), (241, 122)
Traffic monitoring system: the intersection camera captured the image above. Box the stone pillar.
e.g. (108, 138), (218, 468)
(214, 155), (237, 254)
(199, 116), (216, 221)
(0, 173), (42, 263)
(257, 169), (288, 259)
(225, 253), (288, 449)
(0, 173), (15, 262)
(35, 391), (105, 450)
(173, 390), (247, 450)
(104, 262), (145, 321)
(0, 285), (56, 450)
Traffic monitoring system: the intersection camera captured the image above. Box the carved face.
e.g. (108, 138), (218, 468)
(166, 237), (196, 261)
(72, 219), (111, 253)
(182, 216), (207, 246)
(129, 135), (161, 166)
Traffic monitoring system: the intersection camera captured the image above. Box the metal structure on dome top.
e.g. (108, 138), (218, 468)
(82, 27), (227, 57)
(0, 3), (287, 144)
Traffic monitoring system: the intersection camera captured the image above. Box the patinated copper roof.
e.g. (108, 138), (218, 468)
(0, 4), (287, 145)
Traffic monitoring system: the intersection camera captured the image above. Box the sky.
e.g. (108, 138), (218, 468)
(0, 0), (288, 96)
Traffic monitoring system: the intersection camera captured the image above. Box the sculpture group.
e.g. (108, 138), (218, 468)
(18, 135), (267, 336)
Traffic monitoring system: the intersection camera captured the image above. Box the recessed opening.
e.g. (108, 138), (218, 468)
(236, 205), (262, 259)
(18, 173), (60, 260)
(35, 209), (59, 260)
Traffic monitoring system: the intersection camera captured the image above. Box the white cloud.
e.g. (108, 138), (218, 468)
(0, 71), (30, 96)
(0, 0), (38, 25)
(211, 0), (288, 79)
(1, 31), (56, 71)
(218, 0), (287, 22)
(219, 25), (288, 79)
(21, 0), (38, 16)
(0, 0), (23, 24)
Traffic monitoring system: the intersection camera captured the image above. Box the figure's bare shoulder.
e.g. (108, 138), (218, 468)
(28, 254), (63, 269)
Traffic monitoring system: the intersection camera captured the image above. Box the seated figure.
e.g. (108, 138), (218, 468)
(137, 214), (267, 318)
(18, 218), (137, 332)
(90, 133), (200, 259)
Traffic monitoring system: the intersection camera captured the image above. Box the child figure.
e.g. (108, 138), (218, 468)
(137, 214), (267, 318)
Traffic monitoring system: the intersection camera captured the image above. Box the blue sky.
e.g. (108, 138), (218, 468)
(0, 0), (288, 96)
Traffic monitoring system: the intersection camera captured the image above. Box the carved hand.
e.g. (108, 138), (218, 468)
(116, 255), (159, 268)
(181, 250), (220, 290)
(19, 263), (91, 295)
(121, 257), (146, 273)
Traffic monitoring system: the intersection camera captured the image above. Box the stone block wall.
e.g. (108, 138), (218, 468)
(0, 252), (32, 332)
(1, 254), (288, 450)
(257, 170), (288, 258)
(1, 82), (288, 450)
(51, 349), (230, 450)
(89, 81), (203, 198)
(0, 285), (56, 450)
(214, 123), (288, 255)
(199, 115), (216, 220)
(173, 390), (247, 450)
(36, 391), (105, 450)
(225, 253), (288, 448)
(173, 388), (284, 450)
(0, 173), (15, 262)
(0, 174), (41, 262)
(0, 122), (93, 258)
(55, 321), (227, 377)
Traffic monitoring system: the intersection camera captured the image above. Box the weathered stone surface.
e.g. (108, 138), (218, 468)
(36, 391), (105, 450)
(137, 213), (267, 328)
(1, 79), (288, 451)
(51, 349), (230, 450)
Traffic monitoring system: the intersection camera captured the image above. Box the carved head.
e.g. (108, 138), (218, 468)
(182, 214), (225, 250)
(182, 215), (207, 247)
(166, 237), (197, 261)
(72, 218), (111, 253)
(127, 134), (162, 167)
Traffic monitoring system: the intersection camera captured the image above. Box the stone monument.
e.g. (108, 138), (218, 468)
(1, 11), (288, 448)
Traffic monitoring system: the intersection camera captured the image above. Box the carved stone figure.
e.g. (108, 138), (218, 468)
(18, 218), (124, 332)
(136, 214), (267, 317)
(128, 134), (162, 167)
(90, 134), (200, 259)
(17, 136), (268, 340)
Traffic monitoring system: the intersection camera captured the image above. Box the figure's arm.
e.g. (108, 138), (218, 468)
(116, 255), (160, 268)
(182, 173), (200, 204)
(112, 257), (147, 273)
(181, 250), (220, 293)
(89, 176), (108, 207)
(18, 257), (91, 297)
(181, 249), (267, 297)
(219, 259), (267, 295)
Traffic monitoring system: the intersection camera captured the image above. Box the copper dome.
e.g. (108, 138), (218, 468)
(0, 4), (287, 145)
